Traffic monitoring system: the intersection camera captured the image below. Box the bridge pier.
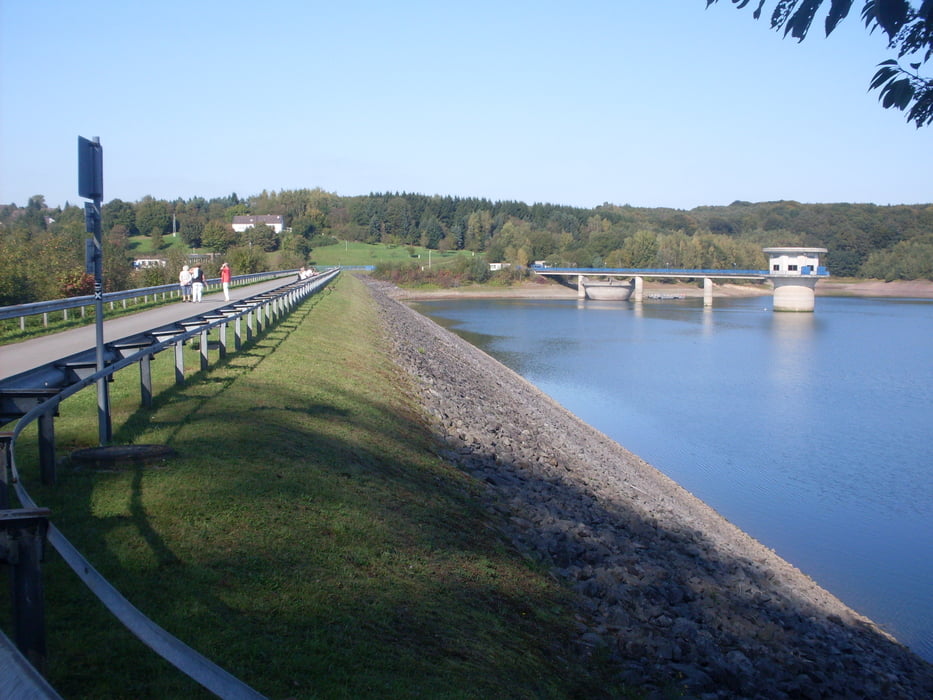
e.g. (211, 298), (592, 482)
(771, 277), (819, 312)
(577, 275), (585, 299)
(703, 277), (713, 307)
(633, 276), (643, 303)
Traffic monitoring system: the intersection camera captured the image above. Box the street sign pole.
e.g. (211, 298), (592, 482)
(78, 136), (112, 444)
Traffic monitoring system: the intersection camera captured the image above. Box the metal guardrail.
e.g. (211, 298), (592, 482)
(0, 270), (297, 327)
(0, 627), (62, 699)
(0, 268), (340, 698)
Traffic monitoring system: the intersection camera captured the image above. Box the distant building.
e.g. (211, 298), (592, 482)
(763, 247), (828, 276)
(488, 262), (512, 271)
(231, 214), (285, 234)
(133, 258), (167, 269)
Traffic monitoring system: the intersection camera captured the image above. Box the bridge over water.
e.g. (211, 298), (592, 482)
(531, 247), (830, 312)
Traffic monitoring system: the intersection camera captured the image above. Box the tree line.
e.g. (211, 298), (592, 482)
(1, 190), (931, 305)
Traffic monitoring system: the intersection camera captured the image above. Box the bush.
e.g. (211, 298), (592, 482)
(59, 272), (95, 297)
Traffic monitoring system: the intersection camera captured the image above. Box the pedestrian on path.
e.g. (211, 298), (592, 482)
(220, 262), (232, 301)
(179, 264), (192, 302)
(191, 264), (205, 302)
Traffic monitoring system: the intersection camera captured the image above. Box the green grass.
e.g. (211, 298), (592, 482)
(310, 240), (473, 269)
(7, 275), (633, 699)
(127, 234), (191, 255)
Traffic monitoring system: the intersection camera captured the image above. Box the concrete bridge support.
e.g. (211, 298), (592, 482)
(577, 275), (586, 299)
(771, 277), (819, 312)
(633, 276), (644, 303)
(703, 277), (713, 307)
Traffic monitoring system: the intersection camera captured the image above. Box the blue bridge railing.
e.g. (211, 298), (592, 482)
(531, 265), (829, 277)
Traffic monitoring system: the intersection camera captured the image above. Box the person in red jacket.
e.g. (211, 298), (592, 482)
(220, 262), (232, 301)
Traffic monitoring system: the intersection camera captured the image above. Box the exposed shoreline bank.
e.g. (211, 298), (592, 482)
(392, 277), (933, 302)
(362, 275), (933, 698)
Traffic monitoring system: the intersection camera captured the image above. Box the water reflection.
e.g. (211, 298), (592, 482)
(768, 312), (819, 395)
(770, 311), (818, 342)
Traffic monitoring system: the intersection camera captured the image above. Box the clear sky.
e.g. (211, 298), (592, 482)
(2, 1), (930, 211)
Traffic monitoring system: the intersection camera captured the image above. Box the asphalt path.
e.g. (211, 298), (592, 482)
(0, 277), (295, 381)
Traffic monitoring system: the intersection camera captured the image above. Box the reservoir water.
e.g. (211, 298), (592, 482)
(413, 295), (933, 663)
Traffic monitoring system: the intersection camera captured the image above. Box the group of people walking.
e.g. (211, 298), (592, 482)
(178, 262), (232, 302)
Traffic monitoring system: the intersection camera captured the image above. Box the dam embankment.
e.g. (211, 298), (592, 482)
(361, 276), (933, 699)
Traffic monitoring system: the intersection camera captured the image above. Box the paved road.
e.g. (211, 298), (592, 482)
(0, 277), (294, 381)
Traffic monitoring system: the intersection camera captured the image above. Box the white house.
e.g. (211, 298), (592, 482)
(232, 214), (285, 234)
(762, 247), (827, 276)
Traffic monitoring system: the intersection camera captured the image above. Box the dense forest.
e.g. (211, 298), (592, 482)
(2, 190), (932, 305)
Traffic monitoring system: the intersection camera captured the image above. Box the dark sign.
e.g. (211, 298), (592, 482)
(78, 136), (103, 199)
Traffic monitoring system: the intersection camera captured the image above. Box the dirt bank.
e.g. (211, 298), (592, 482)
(394, 277), (933, 301)
(817, 279), (933, 298)
(362, 275), (933, 699)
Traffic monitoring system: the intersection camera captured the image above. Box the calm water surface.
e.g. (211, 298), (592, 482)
(413, 295), (933, 662)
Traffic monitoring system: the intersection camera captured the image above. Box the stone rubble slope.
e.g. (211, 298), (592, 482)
(362, 277), (933, 700)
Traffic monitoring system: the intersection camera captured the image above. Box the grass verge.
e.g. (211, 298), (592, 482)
(8, 274), (629, 699)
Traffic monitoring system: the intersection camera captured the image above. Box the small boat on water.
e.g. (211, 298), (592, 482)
(581, 278), (633, 301)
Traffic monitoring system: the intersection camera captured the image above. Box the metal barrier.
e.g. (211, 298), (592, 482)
(0, 268), (340, 698)
(0, 270), (298, 329)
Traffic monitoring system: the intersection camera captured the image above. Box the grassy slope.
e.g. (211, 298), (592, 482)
(15, 275), (624, 699)
(309, 241), (472, 269)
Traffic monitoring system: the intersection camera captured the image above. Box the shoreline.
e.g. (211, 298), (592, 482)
(392, 277), (933, 301)
(363, 275), (933, 697)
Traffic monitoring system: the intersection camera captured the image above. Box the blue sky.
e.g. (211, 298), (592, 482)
(2, 1), (930, 211)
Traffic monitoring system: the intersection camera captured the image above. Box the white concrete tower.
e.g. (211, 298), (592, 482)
(763, 247), (829, 312)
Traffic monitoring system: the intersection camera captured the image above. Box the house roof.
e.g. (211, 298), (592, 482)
(232, 214), (284, 225)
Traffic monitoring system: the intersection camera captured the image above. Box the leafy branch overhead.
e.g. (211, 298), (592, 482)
(707, 0), (933, 126)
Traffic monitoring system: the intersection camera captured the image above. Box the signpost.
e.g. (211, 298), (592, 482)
(78, 136), (112, 444)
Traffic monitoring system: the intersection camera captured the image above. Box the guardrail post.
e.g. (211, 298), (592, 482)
(200, 327), (209, 372)
(218, 321), (227, 359)
(38, 411), (56, 487)
(1, 508), (51, 673)
(0, 432), (12, 509)
(174, 342), (185, 385)
(234, 316), (242, 351)
(139, 354), (153, 409)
